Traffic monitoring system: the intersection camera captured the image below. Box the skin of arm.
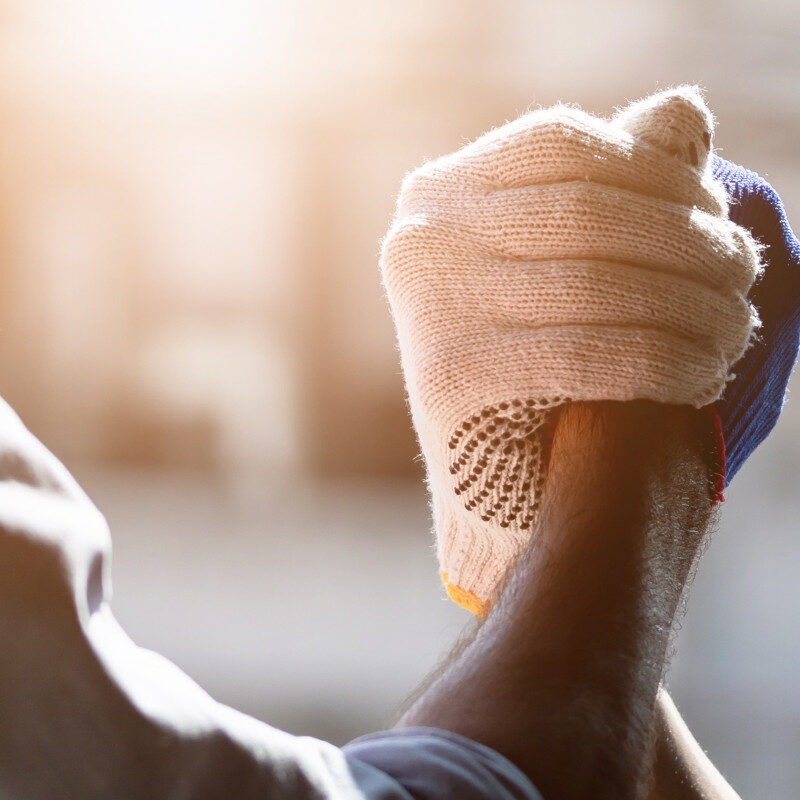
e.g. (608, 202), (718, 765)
(399, 622), (744, 798)
(648, 689), (743, 800)
(397, 400), (720, 800)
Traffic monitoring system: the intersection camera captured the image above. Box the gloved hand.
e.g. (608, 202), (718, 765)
(381, 87), (762, 614)
(711, 156), (800, 485)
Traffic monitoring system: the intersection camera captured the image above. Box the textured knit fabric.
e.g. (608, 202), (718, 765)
(711, 156), (800, 484)
(381, 87), (763, 611)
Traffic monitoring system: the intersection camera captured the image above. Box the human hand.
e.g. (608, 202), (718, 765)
(711, 156), (800, 485)
(381, 87), (761, 612)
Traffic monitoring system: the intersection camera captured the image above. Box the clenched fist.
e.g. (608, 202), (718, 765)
(380, 87), (762, 613)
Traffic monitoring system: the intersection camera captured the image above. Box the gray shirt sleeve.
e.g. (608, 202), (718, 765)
(345, 728), (544, 800)
(0, 398), (542, 800)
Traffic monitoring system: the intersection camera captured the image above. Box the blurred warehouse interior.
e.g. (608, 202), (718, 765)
(0, 2), (798, 798)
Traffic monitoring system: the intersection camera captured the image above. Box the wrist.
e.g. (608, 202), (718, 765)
(549, 400), (718, 496)
(538, 401), (717, 569)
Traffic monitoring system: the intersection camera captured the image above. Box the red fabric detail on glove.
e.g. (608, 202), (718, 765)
(702, 404), (727, 505)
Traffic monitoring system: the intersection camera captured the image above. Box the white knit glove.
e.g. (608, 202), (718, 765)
(381, 87), (762, 614)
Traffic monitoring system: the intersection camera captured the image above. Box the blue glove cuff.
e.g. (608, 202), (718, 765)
(712, 156), (800, 484)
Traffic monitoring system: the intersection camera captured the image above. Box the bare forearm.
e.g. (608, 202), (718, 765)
(648, 689), (742, 800)
(399, 401), (717, 800)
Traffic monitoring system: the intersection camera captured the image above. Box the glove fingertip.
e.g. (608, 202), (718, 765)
(614, 85), (714, 171)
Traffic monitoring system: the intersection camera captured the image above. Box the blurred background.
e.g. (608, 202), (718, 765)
(0, 0), (798, 796)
